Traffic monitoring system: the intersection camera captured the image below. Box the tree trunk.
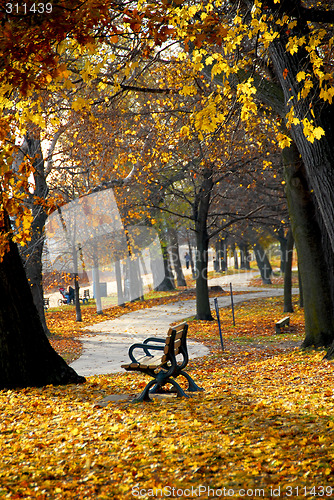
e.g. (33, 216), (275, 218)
(214, 240), (221, 272)
(115, 259), (125, 306)
(57, 206), (82, 321)
(270, 31), (334, 258)
(17, 132), (50, 336)
(239, 243), (246, 269)
(195, 232), (212, 320)
(259, 19), (334, 354)
(73, 272), (82, 320)
(220, 238), (227, 271)
(187, 240), (196, 279)
(194, 167), (214, 321)
(277, 227), (287, 274)
(239, 243), (251, 270)
(232, 243), (239, 270)
(92, 261), (102, 314)
(72, 246), (82, 321)
(22, 209), (50, 335)
(254, 243), (272, 284)
(129, 256), (144, 301)
(283, 229), (294, 313)
(168, 227), (187, 287)
(0, 239), (85, 389)
(298, 266), (304, 308)
(283, 144), (334, 348)
(153, 235), (175, 292)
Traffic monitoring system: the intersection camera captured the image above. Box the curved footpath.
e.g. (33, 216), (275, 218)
(70, 272), (298, 377)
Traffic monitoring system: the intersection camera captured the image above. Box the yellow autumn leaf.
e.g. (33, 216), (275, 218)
(296, 71), (306, 82)
(313, 126), (325, 140)
(277, 132), (292, 149)
(72, 97), (90, 111)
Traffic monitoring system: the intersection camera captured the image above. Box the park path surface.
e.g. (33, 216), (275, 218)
(70, 271), (297, 377)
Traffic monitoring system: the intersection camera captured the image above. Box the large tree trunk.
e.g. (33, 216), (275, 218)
(283, 145), (334, 348)
(195, 231), (212, 320)
(269, 22), (334, 351)
(22, 206), (49, 334)
(194, 168), (213, 321)
(270, 31), (334, 258)
(0, 239), (85, 389)
(17, 132), (50, 336)
(283, 229), (294, 313)
(298, 266), (304, 308)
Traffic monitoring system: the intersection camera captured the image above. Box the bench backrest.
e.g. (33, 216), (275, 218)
(161, 322), (188, 365)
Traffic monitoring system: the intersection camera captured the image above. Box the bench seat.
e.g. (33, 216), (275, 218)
(275, 316), (290, 334)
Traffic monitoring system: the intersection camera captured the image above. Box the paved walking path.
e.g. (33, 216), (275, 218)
(70, 271), (298, 377)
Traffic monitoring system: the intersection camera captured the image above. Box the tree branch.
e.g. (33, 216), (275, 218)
(120, 84), (174, 94)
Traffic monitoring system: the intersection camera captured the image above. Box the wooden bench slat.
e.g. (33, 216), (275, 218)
(275, 316), (290, 334)
(122, 354), (167, 370)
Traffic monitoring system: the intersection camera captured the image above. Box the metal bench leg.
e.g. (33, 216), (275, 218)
(168, 379), (190, 399)
(149, 383), (166, 394)
(134, 379), (190, 401)
(131, 379), (157, 403)
(179, 371), (204, 392)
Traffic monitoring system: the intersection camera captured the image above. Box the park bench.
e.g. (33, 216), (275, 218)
(121, 322), (203, 402)
(275, 316), (290, 334)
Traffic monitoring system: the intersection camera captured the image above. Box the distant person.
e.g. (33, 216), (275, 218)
(66, 286), (75, 304)
(184, 252), (190, 269)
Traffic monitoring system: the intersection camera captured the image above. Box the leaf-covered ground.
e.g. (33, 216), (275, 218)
(1, 295), (334, 499)
(249, 272), (299, 289)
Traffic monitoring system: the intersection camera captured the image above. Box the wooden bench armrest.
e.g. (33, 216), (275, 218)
(129, 343), (165, 363)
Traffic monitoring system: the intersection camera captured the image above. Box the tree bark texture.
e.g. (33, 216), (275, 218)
(187, 239), (196, 279)
(298, 266), (304, 308)
(216, 238), (227, 272)
(232, 243), (239, 270)
(17, 133), (50, 336)
(0, 239), (85, 389)
(194, 168), (214, 320)
(283, 229), (294, 313)
(277, 227), (287, 274)
(269, 31), (334, 258)
(283, 145), (334, 348)
(115, 259), (125, 306)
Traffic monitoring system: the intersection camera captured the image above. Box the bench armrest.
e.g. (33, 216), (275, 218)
(143, 337), (165, 344)
(129, 343), (165, 362)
